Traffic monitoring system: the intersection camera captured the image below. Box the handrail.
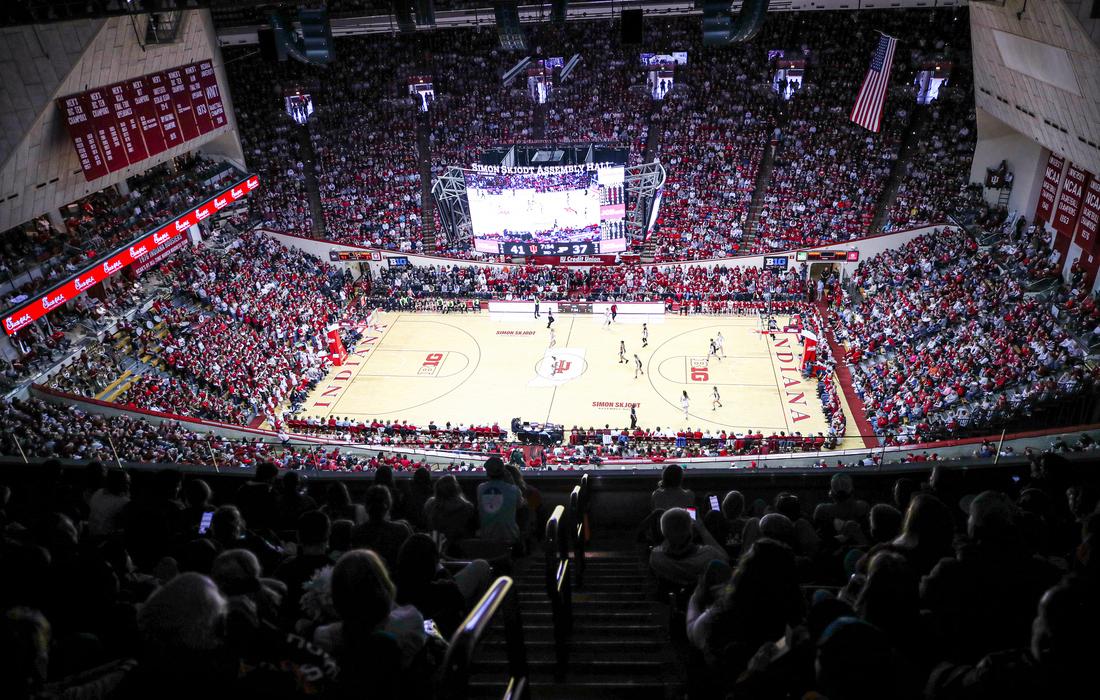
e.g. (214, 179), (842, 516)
(569, 484), (587, 587)
(544, 505), (573, 672)
(500, 677), (528, 700)
(441, 576), (528, 700)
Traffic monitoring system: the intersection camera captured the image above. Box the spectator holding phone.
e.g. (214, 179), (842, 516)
(649, 507), (729, 587)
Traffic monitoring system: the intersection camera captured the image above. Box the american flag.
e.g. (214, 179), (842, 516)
(850, 33), (897, 133)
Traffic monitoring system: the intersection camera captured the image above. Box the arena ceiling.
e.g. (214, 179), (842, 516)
(970, 0), (1100, 175)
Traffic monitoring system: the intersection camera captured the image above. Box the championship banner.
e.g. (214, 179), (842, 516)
(59, 62), (227, 180)
(1075, 174), (1100, 252)
(326, 324), (348, 366)
(149, 71), (185, 151)
(125, 77), (168, 158)
(1054, 161), (1088, 237)
(106, 81), (149, 164)
(1035, 153), (1065, 222)
(2, 174), (260, 335)
(165, 66), (200, 141)
(57, 92), (110, 181)
(183, 62), (214, 134)
(85, 87), (131, 174)
(197, 60), (228, 130)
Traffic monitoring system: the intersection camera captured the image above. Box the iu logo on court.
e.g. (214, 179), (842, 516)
(530, 348), (586, 387)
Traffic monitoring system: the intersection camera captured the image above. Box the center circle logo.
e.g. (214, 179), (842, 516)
(534, 351), (587, 382)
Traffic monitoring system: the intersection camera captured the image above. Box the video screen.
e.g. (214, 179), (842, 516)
(467, 167), (627, 254)
(640, 52), (688, 67)
(914, 65), (951, 105)
(648, 69), (674, 100)
(284, 93), (313, 125)
(408, 75), (435, 113)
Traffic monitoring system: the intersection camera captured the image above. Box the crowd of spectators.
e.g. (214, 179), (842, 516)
(831, 225), (1099, 444)
(649, 20), (772, 261)
(887, 84), (976, 229)
(373, 260), (812, 306)
(218, 10), (974, 263)
(642, 460), (1099, 698)
(0, 429), (1097, 700)
(1, 156), (239, 306)
(0, 451), (573, 698)
(222, 58), (314, 233)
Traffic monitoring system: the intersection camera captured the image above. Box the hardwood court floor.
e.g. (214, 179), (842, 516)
(297, 312), (859, 445)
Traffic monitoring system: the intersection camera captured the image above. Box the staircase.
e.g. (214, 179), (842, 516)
(743, 139), (779, 249)
(868, 106), (926, 234)
(533, 102), (548, 142)
(473, 534), (679, 699)
(296, 124), (326, 238)
(415, 114), (437, 252)
(638, 106), (665, 263)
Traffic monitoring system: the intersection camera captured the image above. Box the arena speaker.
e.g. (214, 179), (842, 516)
(269, 10), (333, 66)
(298, 9), (335, 65)
(494, 1), (528, 51)
(703, 0), (770, 46)
(551, 0), (568, 24)
(257, 27), (284, 63)
(415, 0), (436, 27)
(393, 0), (416, 32)
(621, 9), (643, 45)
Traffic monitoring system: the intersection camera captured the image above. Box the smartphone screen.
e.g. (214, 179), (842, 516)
(198, 511), (214, 534)
(686, 507), (697, 521)
(709, 495), (720, 512)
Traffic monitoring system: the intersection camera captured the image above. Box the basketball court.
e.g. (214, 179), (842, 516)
(291, 311), (860, 447)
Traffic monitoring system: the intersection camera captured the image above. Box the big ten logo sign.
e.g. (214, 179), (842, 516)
(418, 352), (444, 376)
(689, 358), (709, 382)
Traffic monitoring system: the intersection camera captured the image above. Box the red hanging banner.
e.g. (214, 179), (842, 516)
(183, 62), (214, 134)
(149, 71), (185, 151)
(1035, 153), (1065, 223)
(1054, 162), (1089, 237)
(85, 87), (131, 173)
(165, 66), (200, 140)
(197, 60), (228, 130)
(57, 91), (110, 181)
(1075, 173), (1100, 252)
(106, 81), (149, 165)
(125, 76), (167, 158)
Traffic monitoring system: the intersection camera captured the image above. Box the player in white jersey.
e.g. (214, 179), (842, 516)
(367, 307), (382, 331)
(641, 323), (649, 348)
(680, 391), (690, 420)
(548, 327), (557, 350)
(603, 309), (613, 329)
(712, 386), (722, 410)
(716, 331), (725, 358)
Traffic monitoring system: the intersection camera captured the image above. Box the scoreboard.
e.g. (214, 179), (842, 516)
(498, 241), (602, 256)
(329, 250), (381, 262)
(796, 250), (859, 262)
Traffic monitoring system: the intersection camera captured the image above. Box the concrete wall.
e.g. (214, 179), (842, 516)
(970, 107), (1049, 220)
(0, 10), (243, 232)
(970, 0), (1100, 177)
